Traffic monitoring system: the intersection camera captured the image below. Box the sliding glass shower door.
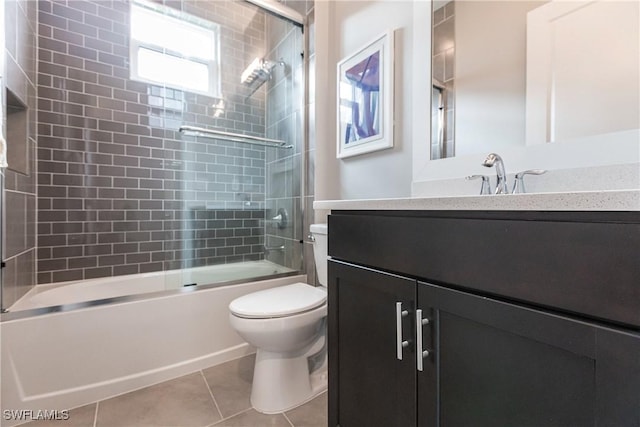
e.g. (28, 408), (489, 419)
(130, 0), (306, 290)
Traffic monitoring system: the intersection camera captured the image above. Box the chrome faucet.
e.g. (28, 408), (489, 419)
(482, 153), (509, 194)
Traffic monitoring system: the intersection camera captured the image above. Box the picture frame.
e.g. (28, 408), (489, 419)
(336, 31), (394, 159)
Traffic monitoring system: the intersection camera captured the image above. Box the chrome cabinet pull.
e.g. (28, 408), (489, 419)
(416, 309), (430, 371)
(396, 302), (409, 360)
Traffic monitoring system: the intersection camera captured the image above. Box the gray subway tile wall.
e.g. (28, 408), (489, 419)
(36, 0), (273, 284)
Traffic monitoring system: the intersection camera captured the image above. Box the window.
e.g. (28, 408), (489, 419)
(129, 0), (221, 97)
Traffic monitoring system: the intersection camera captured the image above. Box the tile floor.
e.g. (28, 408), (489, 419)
(22, 354), (327, 427)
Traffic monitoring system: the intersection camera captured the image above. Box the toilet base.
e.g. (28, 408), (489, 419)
(250, 349), (327, 414)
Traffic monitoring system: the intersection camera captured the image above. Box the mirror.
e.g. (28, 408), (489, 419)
(430, 0), (640, 160)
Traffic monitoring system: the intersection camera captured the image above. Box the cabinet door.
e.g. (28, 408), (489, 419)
(416, 281), (640, 427)
(329, 260), (417, 427)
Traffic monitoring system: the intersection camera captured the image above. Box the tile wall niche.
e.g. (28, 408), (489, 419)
(36, 0), (271, 283)
(2, 0), (38, 308)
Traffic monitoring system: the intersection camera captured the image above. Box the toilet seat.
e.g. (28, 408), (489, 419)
(229, 283), (326, 319)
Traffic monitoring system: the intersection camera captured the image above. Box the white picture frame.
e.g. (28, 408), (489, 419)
(336, 31), (394, 159)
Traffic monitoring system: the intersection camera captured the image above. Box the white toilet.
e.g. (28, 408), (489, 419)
(228, 223), (329, 414)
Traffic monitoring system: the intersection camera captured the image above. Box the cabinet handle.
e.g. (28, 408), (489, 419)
(416, 309), (430, 371)
(396, 302), (409, 360)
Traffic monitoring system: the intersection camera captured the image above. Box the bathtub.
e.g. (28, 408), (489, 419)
(1, 262), (305, 427)
(8, 260), (294, 312)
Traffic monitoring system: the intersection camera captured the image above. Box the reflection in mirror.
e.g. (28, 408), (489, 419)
(431, 80), (449, 158)
(430, 0), (640, 160)
(431, 1), (455, 159)
(526, 1), (639, 145)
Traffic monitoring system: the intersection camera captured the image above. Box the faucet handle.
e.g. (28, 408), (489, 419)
(512, 169), (547, 194)
(466, 174), (492, 195)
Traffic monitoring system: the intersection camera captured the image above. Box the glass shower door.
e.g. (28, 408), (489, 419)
(143, 0), (306, 289)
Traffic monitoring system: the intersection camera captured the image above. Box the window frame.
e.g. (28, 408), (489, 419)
(129, 0), (222, 98)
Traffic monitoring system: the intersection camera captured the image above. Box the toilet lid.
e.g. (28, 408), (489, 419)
(229, 283), (327, 319)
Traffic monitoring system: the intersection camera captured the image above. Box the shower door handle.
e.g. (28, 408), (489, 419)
(396, 302), (409, 360)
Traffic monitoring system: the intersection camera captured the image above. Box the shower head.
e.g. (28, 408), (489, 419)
(241, 58), (280, 86)
(240, 58), (275, 85)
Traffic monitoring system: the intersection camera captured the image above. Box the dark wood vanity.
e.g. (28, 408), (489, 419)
(327, 210), (640, 427)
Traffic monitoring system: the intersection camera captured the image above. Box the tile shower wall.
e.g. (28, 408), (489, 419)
(36, 0), (270, 283)
(2, 0), (38, 308)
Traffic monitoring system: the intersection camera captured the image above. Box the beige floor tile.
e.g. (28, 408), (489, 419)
(20, 354), (328, 427)
(95, 372), (221, 427)
(19, 404), (96, 427)
(211, 409), (291, 427)
(284, 392), (327, 427)
(202, 354), (255, 419)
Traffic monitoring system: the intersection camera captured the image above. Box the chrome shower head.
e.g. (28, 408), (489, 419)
(241, 58), (282, 86)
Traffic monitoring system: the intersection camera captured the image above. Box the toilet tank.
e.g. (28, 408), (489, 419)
(310, 224), (328, 286)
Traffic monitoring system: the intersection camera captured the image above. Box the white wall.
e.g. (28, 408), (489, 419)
(315, 0), (415, 201)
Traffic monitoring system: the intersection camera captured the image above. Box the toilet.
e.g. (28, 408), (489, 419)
(229, 223), (329, 414)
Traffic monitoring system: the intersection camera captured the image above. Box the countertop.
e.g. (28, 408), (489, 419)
(313, 189), (640, 211)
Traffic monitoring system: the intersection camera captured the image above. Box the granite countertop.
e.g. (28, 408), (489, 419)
(313, 189), (640, 211)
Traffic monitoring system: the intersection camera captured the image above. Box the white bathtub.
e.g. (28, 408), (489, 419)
(1, 263), (305, 427)
(9, 260), (293, 312)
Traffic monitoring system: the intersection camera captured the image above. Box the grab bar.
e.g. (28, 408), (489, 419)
(179, 125), (293, 149)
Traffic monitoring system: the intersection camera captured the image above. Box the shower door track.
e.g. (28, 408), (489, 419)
(244, 0), (304, 26)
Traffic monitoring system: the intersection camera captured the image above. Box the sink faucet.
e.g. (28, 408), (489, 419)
(481, 153), (509, 194)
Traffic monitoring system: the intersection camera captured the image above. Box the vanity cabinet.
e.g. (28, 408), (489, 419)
(328, 262), (417, 427)
(327, 211), (640, 427)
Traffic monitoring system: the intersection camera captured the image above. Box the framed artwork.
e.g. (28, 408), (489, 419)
(336, 31), (394, 159)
